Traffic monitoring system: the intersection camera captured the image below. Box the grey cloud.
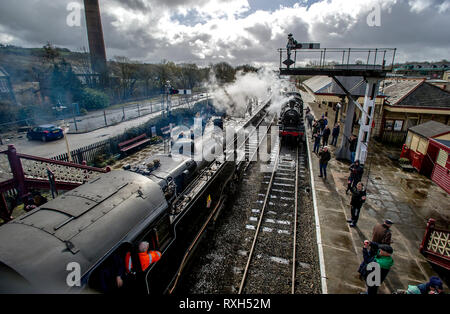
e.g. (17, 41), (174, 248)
(0, 0), (448, 66)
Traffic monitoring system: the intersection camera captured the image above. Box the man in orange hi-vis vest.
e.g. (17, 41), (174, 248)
(125, 241), (161, 273)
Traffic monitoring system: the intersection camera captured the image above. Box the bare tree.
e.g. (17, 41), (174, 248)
(113, 56), (139, 100)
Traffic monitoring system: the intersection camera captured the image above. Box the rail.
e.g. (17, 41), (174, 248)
(238, 140), (281, 294)
(238, 141), (300, 294)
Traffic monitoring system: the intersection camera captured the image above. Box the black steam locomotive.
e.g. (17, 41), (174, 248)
(0, 112), (265, 294)
(279, 91), (305, 142)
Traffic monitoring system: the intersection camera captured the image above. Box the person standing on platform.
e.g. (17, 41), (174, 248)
(365, 244), (394, 295)
(306, 112), (314, 130)
(331, 123), (340, 146)
(322, 125), (331, 147)
(318, 115), (325, 132)
(312, 120), (320, 139)
(313, 130), (322, 154)
(372, 220), (394, 245)
(346, 160), (364, 194)
(348, 135), (358, 163)
(347, 182), (366, 227)
(318, 146), (331, 180)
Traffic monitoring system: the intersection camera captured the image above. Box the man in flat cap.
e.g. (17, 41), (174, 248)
(365, 243), (394, 295)
(372, 219), (394, 245)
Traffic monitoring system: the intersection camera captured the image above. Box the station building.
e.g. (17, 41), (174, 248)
(401, 120), (450, 177)
(380, 78), (450, 144)
(303, 76), (450, 146)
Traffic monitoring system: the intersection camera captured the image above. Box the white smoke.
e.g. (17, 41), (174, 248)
(206, 67), (294, 117)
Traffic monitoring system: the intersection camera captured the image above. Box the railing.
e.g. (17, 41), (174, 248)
(51, 139), (110, 164)
(279, 47), (397, 71)
(0, 145), (109, 223)
(381, 130), (407, 146)
(420, 218), (450, 271)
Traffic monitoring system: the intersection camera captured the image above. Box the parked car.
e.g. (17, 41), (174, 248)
(27, 124), (64, 142)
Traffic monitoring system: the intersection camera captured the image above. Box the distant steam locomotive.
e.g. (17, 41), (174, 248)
(279, 91), (305, 142)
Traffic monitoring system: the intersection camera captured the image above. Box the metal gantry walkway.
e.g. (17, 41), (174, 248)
(278, 45), (397, 163)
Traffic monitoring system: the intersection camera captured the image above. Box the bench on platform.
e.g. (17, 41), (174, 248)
(118, 133), (151, 155)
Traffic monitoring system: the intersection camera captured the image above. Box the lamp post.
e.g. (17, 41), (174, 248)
(62, 121), (72, 162)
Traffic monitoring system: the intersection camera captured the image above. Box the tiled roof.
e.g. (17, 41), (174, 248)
(303, 76), (332, 93)
(382, 79), (424, 105)
(409, 120), (450, 138)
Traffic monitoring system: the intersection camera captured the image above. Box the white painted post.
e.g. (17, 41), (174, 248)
(355, 78), (380, 164)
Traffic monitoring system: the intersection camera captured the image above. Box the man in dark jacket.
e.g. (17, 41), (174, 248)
(313, 130), (322, 154)
(318, 146), (331, 179)
(358, 240), (378, 280)
(306, 112), (314, 130)
(322, 125), (331, 147)
(331, 123), (340, 146)
(348, 135), (358, 163)
(317, 116), (325, 132)
(346, 160), (364, 194)
(417, 277), (444, 294)
(372, 220), (393, 245)
(312, 120), (320, 139)
(347, 182), (366, 227)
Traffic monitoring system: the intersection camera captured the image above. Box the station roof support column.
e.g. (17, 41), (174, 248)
(333, 76), (381, 163)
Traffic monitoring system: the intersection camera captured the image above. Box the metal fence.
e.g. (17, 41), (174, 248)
(0, 93), (205, 135)
(51, 139), (110, 164)
(380, 130), (407, 146)
(66, 94), (201, 134)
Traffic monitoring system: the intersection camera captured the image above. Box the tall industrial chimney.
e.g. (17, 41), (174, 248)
(84, 0), (108, 77)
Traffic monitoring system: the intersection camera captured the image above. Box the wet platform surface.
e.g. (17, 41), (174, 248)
(306, 100), (450, 294)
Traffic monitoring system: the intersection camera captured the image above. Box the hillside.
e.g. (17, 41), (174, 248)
(0, 45), (88, 84)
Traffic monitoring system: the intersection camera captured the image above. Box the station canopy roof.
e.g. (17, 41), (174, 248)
(303, 75), (381, 97)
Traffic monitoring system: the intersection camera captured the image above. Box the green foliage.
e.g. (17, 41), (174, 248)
(235, 64), (259, 73)
(212, 62), (236, 83)
(398, 157), (411, 165)
(79, 88), (110, 110)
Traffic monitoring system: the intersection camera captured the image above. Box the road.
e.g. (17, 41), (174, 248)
(66, 94), (205, 133)
(0, 96), (209, 159)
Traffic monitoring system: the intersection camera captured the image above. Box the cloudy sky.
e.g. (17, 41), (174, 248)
(0, 0), (449, 66)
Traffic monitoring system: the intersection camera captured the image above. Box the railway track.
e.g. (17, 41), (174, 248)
(175, 95), (321, 295)
(237, 139), (306, 294)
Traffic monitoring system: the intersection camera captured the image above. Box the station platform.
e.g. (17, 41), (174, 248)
(305, 101), (450, 294)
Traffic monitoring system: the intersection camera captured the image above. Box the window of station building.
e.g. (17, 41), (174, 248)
(393, 120), (404, 132)
(436, 149), (448, 168)
(410, 135), (419, 152)
(417, 138), (428, 155)
(384, 120), (394, 131)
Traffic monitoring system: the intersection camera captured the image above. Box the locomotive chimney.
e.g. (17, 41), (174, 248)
(83, 0), (108, 81)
